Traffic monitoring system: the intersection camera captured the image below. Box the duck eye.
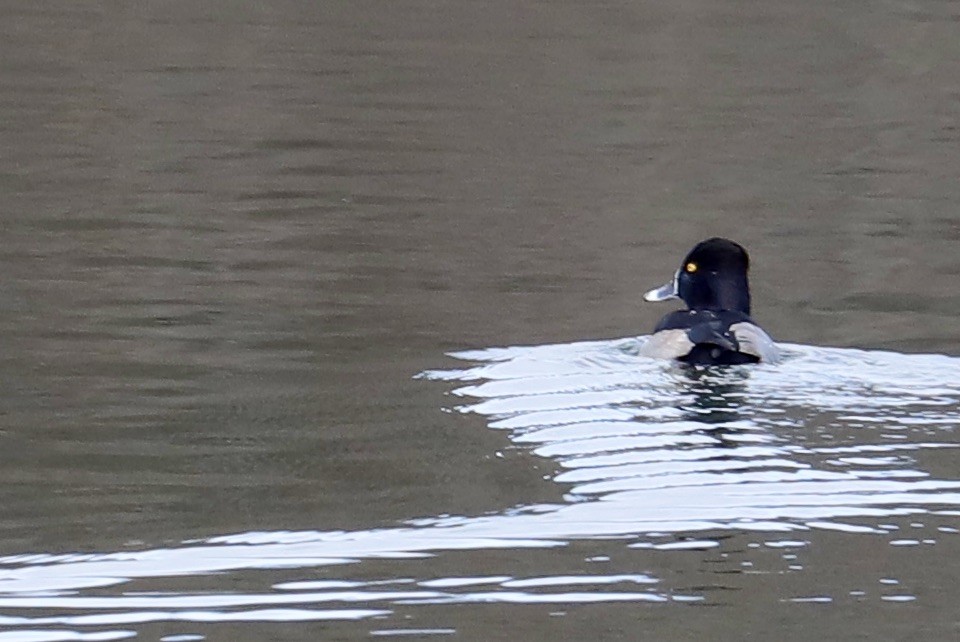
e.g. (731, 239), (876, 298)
(685, 262), (698, 273)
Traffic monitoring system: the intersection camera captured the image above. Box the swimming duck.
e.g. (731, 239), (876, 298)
(639, 237), (779, 365)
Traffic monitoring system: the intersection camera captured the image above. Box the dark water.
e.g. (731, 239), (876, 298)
(2, 1), (960, 640)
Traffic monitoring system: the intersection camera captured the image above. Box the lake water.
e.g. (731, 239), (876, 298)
(2, 1), (960, 640)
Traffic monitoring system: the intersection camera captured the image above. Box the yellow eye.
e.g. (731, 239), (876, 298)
(685, 262), (698, 273)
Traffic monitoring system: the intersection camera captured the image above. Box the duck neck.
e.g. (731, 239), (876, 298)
(686, 273), (751, 315)
(714, 275), (751, 315)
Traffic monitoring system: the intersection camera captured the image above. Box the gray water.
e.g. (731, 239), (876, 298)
(2, 1), (960, 640)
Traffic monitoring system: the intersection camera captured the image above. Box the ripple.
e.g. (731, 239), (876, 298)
(424, 339), (960, 533)
(1, 338), (959, 632)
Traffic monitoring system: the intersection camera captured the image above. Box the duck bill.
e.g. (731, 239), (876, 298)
(643, 272), (679, 302)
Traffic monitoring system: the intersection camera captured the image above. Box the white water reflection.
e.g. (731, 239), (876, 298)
(425, 339), (960, 533)
(2, 338), (960, 636)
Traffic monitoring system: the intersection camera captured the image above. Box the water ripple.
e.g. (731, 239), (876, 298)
(2, 338), (960, 634)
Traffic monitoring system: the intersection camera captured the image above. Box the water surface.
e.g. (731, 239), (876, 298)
(3, 339), (960, 639)
(2, 0), (960, 640)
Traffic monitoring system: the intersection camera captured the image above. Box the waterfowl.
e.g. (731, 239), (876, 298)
(639, 237), (779, 365)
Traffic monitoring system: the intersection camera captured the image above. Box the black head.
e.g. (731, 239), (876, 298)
(644, 237), (752, 314)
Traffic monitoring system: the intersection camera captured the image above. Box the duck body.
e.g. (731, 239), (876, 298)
(639, 238), (779, 365)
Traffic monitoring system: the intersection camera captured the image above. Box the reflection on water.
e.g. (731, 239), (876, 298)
(2, 338), (960, 638)
(429, 339), (960, 533)
(4, 0), (960, 639)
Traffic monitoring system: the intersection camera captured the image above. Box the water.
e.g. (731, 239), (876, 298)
(3, 341), (960, 639)
(3, 0), (960, 640)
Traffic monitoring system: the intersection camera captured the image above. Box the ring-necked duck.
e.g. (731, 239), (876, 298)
(639, 237), (780, 365)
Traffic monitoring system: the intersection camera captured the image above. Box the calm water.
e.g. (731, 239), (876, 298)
(2, 1), (960, 640)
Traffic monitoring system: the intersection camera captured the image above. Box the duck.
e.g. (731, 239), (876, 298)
(639, 237), (780, 365)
